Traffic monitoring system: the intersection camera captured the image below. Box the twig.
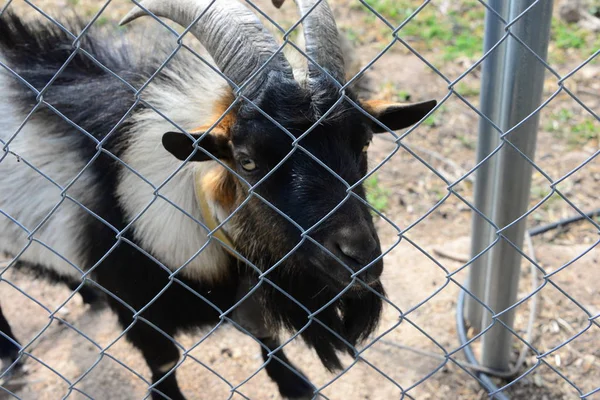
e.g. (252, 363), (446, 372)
(578, 87), (600, 98)
(555, 317), (576, 334)
(432, 248), (469, 263)
(377, 339), (516, 376)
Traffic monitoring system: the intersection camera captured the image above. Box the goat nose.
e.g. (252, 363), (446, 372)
(329, 226), (379, 267)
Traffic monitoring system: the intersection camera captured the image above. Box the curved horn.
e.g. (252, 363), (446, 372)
(120, 0), (294, 97)
(282, 0), (345, 85)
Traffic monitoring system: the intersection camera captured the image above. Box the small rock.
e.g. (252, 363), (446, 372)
(220, 348), (233, 358)
(550, 320), (560, 333)
(57, 307), (70, 316)
(559, 0), (583, 23)
(582, 355), (596, 373)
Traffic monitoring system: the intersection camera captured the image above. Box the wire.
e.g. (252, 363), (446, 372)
(457, 289), (511, 400)
(378, 209), (600, 399)
(527, 209), (600, 236)
(455, 208), (600, 399)
(378, 339), (518, 376)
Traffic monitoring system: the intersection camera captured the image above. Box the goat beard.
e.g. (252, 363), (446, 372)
(255, 261), (385, 371)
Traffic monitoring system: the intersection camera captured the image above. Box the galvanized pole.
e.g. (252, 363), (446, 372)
(481, 0), (554, 371)
(466, 0), (510, 332)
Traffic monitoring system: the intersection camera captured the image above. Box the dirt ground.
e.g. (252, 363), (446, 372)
(1, 0), (599, 399)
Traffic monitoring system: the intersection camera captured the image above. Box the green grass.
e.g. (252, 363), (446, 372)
(422, 105), (445, 127)
(397, 90), (411, 102)
(423, 114), (438, 127)
(95, 15), (110, 26)
(556, 108), (574, 122)
(545, 108), (573, 132)
(352, 0), (413, 20)
(404, 14), (453, 42)
(456, 81), (480, 98)
(352, 1), (598, 68)
(365, 174), (390, 213)
(457, 134), (476, 150)
(531, 185), (551, 202)
(442, 33), (482, 61)
(546, 108), (600, 148)
(552, 19), (588, 50)
(355, 0), (485, 62)
(549, 18), (600, 63)
(344, 27), (361, 45)
(570, 120), (600, 146)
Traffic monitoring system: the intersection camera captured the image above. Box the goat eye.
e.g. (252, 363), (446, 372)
(240, 159), (257, 171)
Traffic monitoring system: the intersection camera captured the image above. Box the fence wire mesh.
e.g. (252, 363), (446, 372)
(0, 0), (598, 399)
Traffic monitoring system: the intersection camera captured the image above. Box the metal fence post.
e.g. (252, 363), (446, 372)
(480, 0), (554, 371)
(466, 0), (510, 333)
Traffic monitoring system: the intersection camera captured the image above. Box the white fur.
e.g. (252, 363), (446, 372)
(0, 41), (309, 283)
(0, 73), (98, 279)
(115, 52), (233, 282)
(0, 53), (234, 282)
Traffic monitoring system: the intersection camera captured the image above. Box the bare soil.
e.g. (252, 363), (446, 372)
(1, 1), (599, 399)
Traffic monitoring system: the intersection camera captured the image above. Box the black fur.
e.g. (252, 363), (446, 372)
(230, 75), (385, 370)
(0, 13), (245, 398)
(0, 305), (19, 365)
(0, 12), (386, 399)
(259, 336), (315, 398)
(9, 261), (105, 308)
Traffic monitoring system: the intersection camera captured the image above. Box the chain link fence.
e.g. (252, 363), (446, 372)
(0, 0), (598, 399)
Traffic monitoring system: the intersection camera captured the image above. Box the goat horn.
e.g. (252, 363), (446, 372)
(120, 0), (294, 98)
(287, 0), (345, 85)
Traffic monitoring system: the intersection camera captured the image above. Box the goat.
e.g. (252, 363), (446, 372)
(0, 0), (436, 398)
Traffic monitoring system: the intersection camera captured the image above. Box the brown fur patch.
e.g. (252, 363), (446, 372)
(212, 91), (236, 136)
(191, 91), (246, 221)
(201, 164), (239, 213)
(190, 92), (236, 138)
(189, 125), (227, 137)
(361, 99), (396, 116)
(193, 92), (240, 212)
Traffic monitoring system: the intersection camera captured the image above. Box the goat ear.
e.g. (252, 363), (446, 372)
(162, 132), (232, 162)
(363, 99), (437, 133)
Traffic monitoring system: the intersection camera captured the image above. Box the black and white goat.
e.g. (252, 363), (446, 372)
(0, 0), (436, 398)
